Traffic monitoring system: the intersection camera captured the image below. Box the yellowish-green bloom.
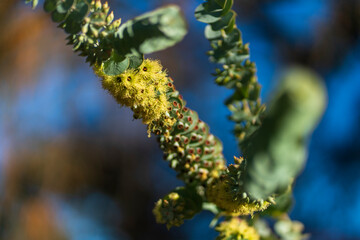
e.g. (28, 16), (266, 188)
(94, 59), (175, 135)
(206, 157), (271, 216)
(207, 175), (270, 215)
(216, 217), (260, 240)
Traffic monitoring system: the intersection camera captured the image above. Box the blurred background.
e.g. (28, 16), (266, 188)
(0, 0), (359, 239)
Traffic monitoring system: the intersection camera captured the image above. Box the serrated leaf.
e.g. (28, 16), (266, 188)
(103, 53), (130, 76)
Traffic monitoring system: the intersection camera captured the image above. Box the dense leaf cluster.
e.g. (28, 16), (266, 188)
(195, 0), (265, 144)
(26, 0), (187, 75)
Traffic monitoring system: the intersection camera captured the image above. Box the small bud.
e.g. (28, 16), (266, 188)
(90, 26), (99, 38)
(167, 153), (175, 161)
(234, 156), (244, 164)
(267, 197), (276, 204)
(73, 41), (82, 50)
(100, 31), (108, 37)
(112, 19), (121, 28)
(103, 1), (110, 14)
(171, 160), (177, 168)
(106, 11), (114, 25)
(242, 192), (247, 199)
(95, 0), (101, 10)
(81, 24), (88, 34)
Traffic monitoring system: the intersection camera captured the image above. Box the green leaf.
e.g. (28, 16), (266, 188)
(221, 0), (233, 16)
(214, 0), (226, 8)
(223, 28), (241, 46)
(204, 1), (224, 12)
(204, 25), (222, 40)
(51, 10), (67, 22)
(194, 3), (222, 23)
(114, 5), (187, 55)
(56, 0), (74, 14)
(212, 0), (234, 16)
(175, 186), (203, 215)
(225, 11), (236, 33)
(103, 52), (130, 76)
(242, 67), (327, 199)
(127, 54), (144, 69)
(64, 20), (81, 34)
(210, 10), (235, 31)
(43, 0), (58, 12)
(64, 1), (89, 34)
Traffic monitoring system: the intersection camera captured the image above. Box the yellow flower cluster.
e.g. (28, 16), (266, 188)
(206, 175), (270, 216)
(94, 59), (175, 135)
(216, 218), (259, 240)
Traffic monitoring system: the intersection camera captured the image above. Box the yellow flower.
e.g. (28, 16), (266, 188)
(93, 59), (175, 135)
(206, 175), (270, 216)
(216, 218), (259, 240)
